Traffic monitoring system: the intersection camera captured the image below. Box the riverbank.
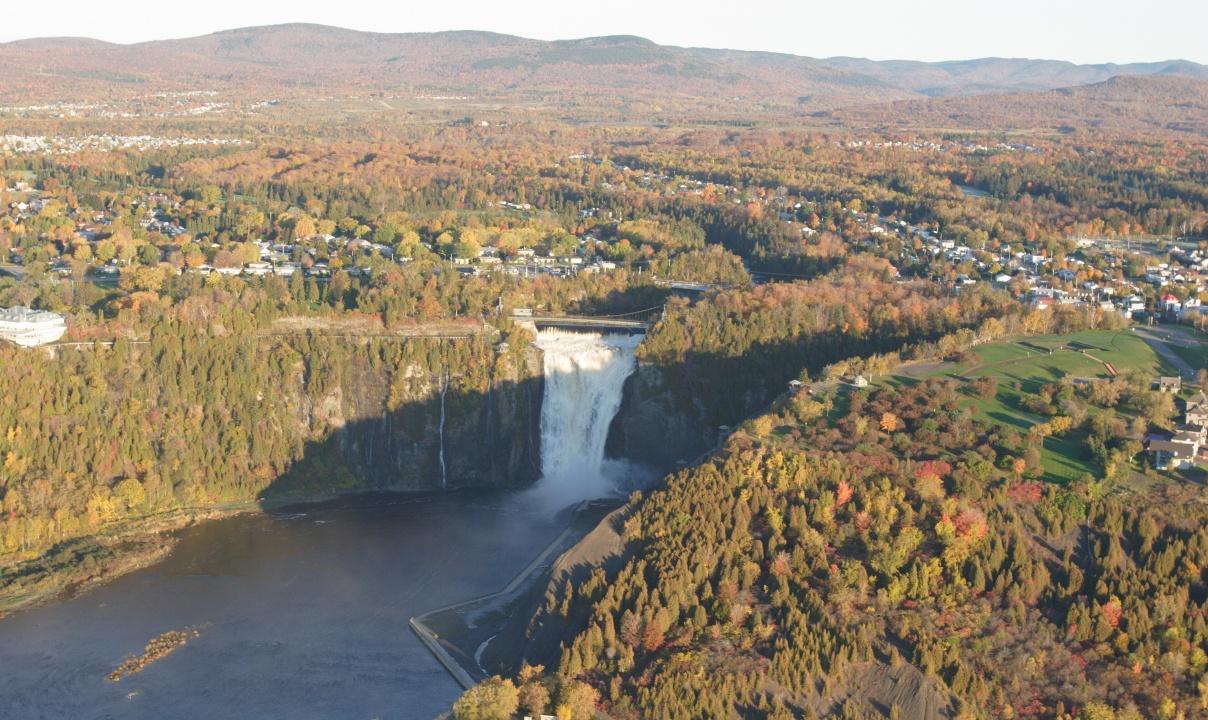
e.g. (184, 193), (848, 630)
(411, 499), (621, 690)
(0, 503), (259, 620)
(0, 485), (496, 621)
(0, 490), (563, 720)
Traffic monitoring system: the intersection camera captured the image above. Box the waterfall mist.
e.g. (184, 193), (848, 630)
(530, 329), (643, 509)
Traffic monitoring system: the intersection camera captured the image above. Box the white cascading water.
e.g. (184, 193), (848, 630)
(438, 371), (448, 490)
(532, 329), (643, 508)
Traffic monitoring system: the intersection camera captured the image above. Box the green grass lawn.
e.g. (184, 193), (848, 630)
(1168, 344), (1207, 373)
(940, 329), (1162, 386)
(895, 329), (1164, 484)
(1159, 325), (1208, 373)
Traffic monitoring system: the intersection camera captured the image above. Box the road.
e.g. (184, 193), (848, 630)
(519, 315), (649, 331)
(1132, 326), (1200, 379)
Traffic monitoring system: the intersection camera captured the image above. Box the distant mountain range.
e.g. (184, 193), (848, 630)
(820, 56), (1208, 96)
(0, 23), (1204, 109)
(830, 75), (1208, 136)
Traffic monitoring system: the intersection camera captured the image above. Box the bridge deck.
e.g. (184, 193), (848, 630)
(654, 279), (723, 292)
(513, 315), (649, 330)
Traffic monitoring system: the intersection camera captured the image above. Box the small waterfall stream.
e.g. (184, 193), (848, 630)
(438, 371), (448, 490)
(532, 329), (643, 507)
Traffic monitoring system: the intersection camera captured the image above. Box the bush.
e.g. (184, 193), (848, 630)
(452, 676), (520, 720)
(555, 680), (600, 720)
(969, 375), (998, 399)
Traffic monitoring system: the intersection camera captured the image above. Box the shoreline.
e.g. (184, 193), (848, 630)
(0, 485), (511, 622)
(0, 503), (260, 621)
(410, 498), (620, 691)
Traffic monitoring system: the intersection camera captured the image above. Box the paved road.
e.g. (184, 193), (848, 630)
(1132, 326), (1198, 379)
(515, 315), (649, 331)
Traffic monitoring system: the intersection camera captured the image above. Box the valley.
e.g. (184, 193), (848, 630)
(0, 16), (1206, 720)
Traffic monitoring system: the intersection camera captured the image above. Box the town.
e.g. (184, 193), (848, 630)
(3, 149), (1205, 329)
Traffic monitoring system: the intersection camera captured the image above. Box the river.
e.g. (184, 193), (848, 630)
(0, 492), (569, 720)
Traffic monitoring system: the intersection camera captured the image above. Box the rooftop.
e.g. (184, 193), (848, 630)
(0, 306), (65, 324)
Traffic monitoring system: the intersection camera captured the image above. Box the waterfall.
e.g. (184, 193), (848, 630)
(439, 372), (449, 490)
(532, 329), (643, 507)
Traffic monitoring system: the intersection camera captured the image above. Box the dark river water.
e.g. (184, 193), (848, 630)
(0, 491), (567, 720)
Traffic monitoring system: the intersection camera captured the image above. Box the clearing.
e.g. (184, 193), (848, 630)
(888, 329), (1168, 483)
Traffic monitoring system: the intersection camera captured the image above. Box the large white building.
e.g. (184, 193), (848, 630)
(0, 307), (67, 347)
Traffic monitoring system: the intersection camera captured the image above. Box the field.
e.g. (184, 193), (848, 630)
(1149, 324), (1208, 373)
(889, 329), (1170, 483)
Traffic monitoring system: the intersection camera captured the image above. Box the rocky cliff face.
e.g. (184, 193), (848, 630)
(329, 370), (543, 491)
(606, 362), (714, 472)
(269, 338), (543, 497)
(275, 335), (717, 497)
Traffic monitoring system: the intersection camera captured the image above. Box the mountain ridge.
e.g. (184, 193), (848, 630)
(829, 74), (1208, 136)
(0, 23), (1204, 107)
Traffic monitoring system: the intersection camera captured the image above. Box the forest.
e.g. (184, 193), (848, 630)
(0, 74), (1206, 719)
(496, 371), (1208, 720)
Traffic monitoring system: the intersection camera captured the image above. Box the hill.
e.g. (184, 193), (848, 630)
(0, 23), (1204, 111)
(0, 25), (907, 107)
(822, 56), (1208, 96)
(828, 74), (1208, 136)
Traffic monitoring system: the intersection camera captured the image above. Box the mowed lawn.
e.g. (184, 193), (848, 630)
(893, 329), (1166, 483)
(1160, 325), (1208, 373)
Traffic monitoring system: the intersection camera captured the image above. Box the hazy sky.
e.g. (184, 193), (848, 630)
(3, 0), (1205, 64)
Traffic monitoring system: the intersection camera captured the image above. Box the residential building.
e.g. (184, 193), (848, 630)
(1154, 376), (1182, 393)
(1148, 440), (1198, 470)
(0, 306), (67, 347)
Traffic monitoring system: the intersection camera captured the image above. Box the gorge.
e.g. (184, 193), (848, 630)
(0, 324), (660, 719)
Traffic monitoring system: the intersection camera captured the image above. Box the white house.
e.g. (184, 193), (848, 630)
(0, 307), (67, 347)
